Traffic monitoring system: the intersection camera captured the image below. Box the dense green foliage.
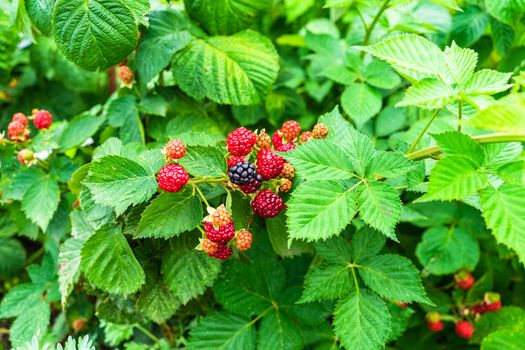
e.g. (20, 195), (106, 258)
(1, 0), (525, 349)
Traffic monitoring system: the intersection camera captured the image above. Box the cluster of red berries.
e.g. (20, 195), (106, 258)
(157, 140), (189, 192)
(2, 110), (53, 165)
(225, 121), (328, 218)
(425, 270), (502, 340)
(198, 205), (253, 260)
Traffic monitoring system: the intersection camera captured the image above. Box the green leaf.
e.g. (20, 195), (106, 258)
(363, 59), (401, 90)
(135, 190), (202, 239)
(187, 312), (256, 350)
(315, 237), (353, 265)
(107, 95), (136, 128)
(396, 78), (456, 108)
(464, 69), (513, 95)
(0, 283), (45, 318)
(137, 282), (180, 324)
(21, 175), (60, 231)
(359, 254), (431, 304)
(416, 226), (480, 275)
(470, 93), (525, 133)
(451, 6), (489, 47)
(281, 140), (355, 180)
(101, 321), (134, 347)
(59, 113), (105, 151)
(485, 0), (525, 25)
(497, 161), (525, 186)
(366, 152), (414, 179)
(139, 94), (168, 117)
(287, 181), (357, 242)
(333, 290), (391, 350)
(136, 9), (191, 87)
(184, 0), (272, 35)
(162, 236), (222, 304)
(4, 168), (46, 201)
(52, 0), (138, 71)
(355, 34), (445, 81)
(0, 238), (25, 279)
(423, 156), (486, 201)
(80, 225), (145, 295)
(351, 227), (386, 261)
(257, 309), (303, 350)
(26, 0), (55, 35)
(122, 0), (149, 25)
(342, 129), (375, 177)
(9, 301), (50, 347)
(266, 213), (313, 258)
(386, 303), (415, 341)
(432, 131), (485, 166)
(58, 235), (90, 307)
(341, 83), (382, 128)
(443, 42), (477, 85)
(178, 146), (226, 177)
(172, 30), (279, 105)
(358, 181), (401, 241)
(481, 331), (525, 350)
(491, 18), (515, 55)
(299, 263), (352, 303)
(83, 155), (157, 215)
(480, 184), (525, 264)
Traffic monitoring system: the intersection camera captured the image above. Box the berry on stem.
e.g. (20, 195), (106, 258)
(455, 321), (474, 339)
(235, 229), (252, 251)
(18, 149), (34, 164)
(251, 189), (285, 218)
(200, 238), (219, 255)
(203, 204), (232, 227)
(118, 65), (134, 85)
(209, 243), (233, 260)
(33, 109), (53, 129)
(256, 130), (271, 150)
(281, 163), (295, 180)
(228, 161), (258, 186)
(272, 131), (295, 152)
(312, 123), (328, 139)
(164, 139), (186, 160)
(279, 178), (292, 193)
(281, 120), (301, 141)
(425, 312), (443, 332)
(257, 149), (284, 180)
(8, 121), (28, 141)
(226, 127), (256, 156)
(12, 113), (28, 126)
(455, 270), (475, 290)
(484, 292), (502, 311)
(157, 163), (189, 192)
(204, 222), (235, 243)
(300, 131), (312, 143)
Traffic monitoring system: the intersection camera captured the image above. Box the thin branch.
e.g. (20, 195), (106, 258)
(406, 108), (441, 154)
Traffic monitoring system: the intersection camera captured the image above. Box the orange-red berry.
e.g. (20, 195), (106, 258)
(312, 123), (328, 139)
(235, 229), (252, 251)
(165, 139), (186, 160)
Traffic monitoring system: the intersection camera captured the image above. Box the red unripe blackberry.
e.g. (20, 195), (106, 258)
(257, 149), (284, 180)
(455, 270), (475, 290)
(312, 123), (328, 139)
(12, 113), (28, 126)
(204, 221), (235, 243)
(251, 189), (285, 218)
(209, 243), (232, 260)
(227, 155), (245, 169)
(118, 65), (134, 85)
(201, 238), (219, 255)
(272, 131), (295, 152)
(157, 163), (189, 192)
(226, 127), (256, 156)
(235, 229), (252, 251)
(300, 131), (312, 143)
(281, 120), (301, 141)
(18, 149), (34, 164)
(164, 139), (186, 160)
(228, 161), (258, 185)
(33, 109), (53, 129)
(471, 302), (487, 316)
(455, 321), (474, 339)
(8, 121), (28, 141)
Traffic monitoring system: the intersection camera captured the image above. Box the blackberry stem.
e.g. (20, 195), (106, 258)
(194, 184), (210, 208)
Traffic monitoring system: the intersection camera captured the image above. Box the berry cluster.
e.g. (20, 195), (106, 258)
(2, 110), (54, 166)
(198, 205), (253, 260)
(424, 270), (502, 340)
(157, 139), (189, 192)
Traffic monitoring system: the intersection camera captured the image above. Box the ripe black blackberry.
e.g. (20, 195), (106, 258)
(228, 161), (258, 185)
